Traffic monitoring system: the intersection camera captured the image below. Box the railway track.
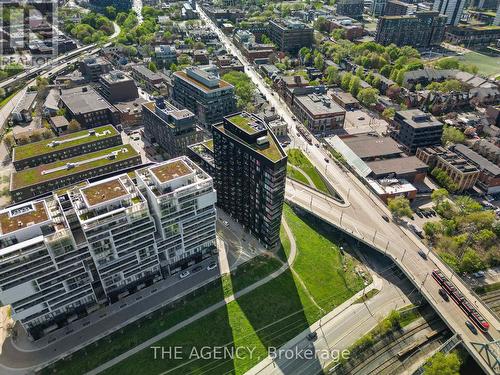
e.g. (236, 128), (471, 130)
(331, 316), (447, 375)
(478, 289), (500, 318)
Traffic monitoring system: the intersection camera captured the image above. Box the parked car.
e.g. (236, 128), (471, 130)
(222, 220), (229, 228)
(324, 158), (329, 163)
(438, 288), (449, 301)
(472, 271), (485, 279)
(465, 320), (478, 335)
(306, 332), (318, 341)
(179, 270), (190, 279)
(207, 262), (218, 271)
(418, 250), (427, 260)
(382, 215), (390, 222)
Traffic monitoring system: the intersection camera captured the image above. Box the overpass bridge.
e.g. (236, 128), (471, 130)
(285, 179), (500, 374)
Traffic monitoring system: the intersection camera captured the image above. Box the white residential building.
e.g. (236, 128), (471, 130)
(136, 156), (217, 274)
(0, 198), (97, 340)
(68, 174), (161, 302)
(0, 157), (217, 340)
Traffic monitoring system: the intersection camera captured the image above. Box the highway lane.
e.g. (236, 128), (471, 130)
(199, 8), (500, 373)
(287, 184), (500, 374)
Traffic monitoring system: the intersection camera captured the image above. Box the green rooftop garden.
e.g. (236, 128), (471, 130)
(12, 144), (138, 189)
(13, 125), (119, 161)
(203, 139), (214, 151)
(228, 114), (258, 134)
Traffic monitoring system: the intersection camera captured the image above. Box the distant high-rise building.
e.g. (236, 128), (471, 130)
(494, 3), (500, 26)
(267, 19), (314, 53)
(392, 109), (444, 154)
(142, 99), (203, 158)
(213, 112), (287, 249)
(384, 0), (417, 15)
(172, 66), (237, 127)
(432, 0), (465, 25)
(371, 0), (388, 16)
(375, 12), (447, 47)
(336, 0), (364, 18)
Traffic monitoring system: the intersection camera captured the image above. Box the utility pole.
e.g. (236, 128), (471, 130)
(401, 248), (407, 262)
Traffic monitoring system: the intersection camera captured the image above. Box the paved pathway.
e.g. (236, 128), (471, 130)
(84, 218), (297, 375)
(288, 164), (316, 189)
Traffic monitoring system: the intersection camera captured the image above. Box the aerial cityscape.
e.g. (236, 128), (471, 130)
(0, 0), (499, 374)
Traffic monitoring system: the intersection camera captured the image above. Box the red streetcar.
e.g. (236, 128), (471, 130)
(431, 269), (489, 333)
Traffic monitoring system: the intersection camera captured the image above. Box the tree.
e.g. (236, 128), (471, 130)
(68, 119), (81, 133)
(442, 125), (465, 145)
(382, 108), (395, 119)
(431, 168), (459, 193)
(222, 71), (256, 110)
(36, 76), (49, 92)
(104, 6), (117, 20)
(388, 196), (413, 219)
(357, 87), (379, 107)
(325, 66), (340, 85)
(3, 132), (15, 150)
(148, 61), (157, 72)
(355, 67), (365, 80)
(460, 249), (485, 273)
(423, 221), (442, 240)
(431, 188), (449, 204)
(313, 16), (329, 33)
(473, 229), (496, 248)
(314, 54), (324, 71)
(348, 76), (361, 97)
(341, 72), (353, 91)
(455, 196), (482, 214)
(56, 107), (66, 116)
(423, 352), (460, 375)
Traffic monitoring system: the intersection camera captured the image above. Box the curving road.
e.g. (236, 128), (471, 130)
(199, 7), (500, 374)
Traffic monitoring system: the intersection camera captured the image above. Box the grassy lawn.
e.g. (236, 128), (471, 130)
(102, 268), (320, 375)
(457, 52), (500, 77)
(42, 253), (286, 375)
(96, 206), (364, 375)
(0, 89), (20, 109)
(283, 204), (366, 311)
(12, 144), (138, 188)
(287, 148), (330, 195)
(286, 164), (309, 185)
(46, 206), (364, 375)
(222, 255), (283, 298)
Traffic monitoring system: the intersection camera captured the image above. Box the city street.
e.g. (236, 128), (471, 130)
(199, 8), (500, 374)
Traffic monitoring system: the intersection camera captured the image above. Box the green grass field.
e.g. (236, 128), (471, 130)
(457, 52), (500, 77)
(287, 149), (330, 195)
(286, 164), (309, 185)
(43, 205), (364, 375)
(283, 205), (366, 311)
(96, 206), (364, 375)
